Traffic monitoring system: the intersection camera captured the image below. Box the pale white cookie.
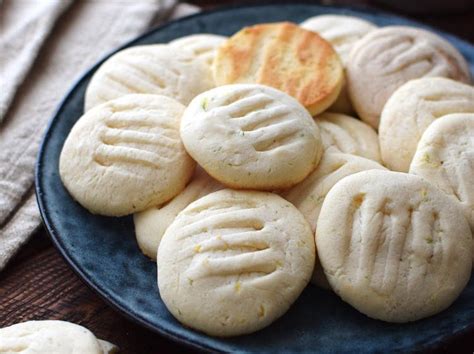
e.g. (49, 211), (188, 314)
(379, 77), (474, 172)
(317, 170), (472, 323)
(169, 34), (227, 69)
(84, 44), (213, 111)
(60, 94), (195, 216)
(158, 189), (315, 336)
(346, 26), (471, 128)
(0, 320), (117, 354)
(301, 15), (377, 64)
(316, 112), (381, 162)
(301, 15), (377, 115)
(98, 340), (117, 354)
(282, 152), (386, 288)
(180, 84), (323, 190)
(134, 167), (223, 260)
(410, 113), (474, 231)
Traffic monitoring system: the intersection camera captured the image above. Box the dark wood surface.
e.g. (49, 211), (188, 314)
(1, 1), (473, 353)
(0, 232), (193, 354)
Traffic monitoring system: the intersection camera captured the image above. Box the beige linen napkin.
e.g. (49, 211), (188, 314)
(0, 0), (199, 270)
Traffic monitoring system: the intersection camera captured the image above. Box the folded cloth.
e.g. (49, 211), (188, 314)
(0, 0), (200, 270)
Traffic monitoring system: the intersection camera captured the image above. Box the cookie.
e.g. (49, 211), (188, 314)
(169, 34), (227, 70)
(346, 26), (471, 128)
(180, 84), (323, 190)
(301, 15), (377, 64)
(317, 170), (472, 322)
(316, 112), (381, 162)
(60, 94), (195, 216)
(0, 320), (117, 354)
(157, 189), (315, 336)
(301, 15), (377, 114)
(282, 152), (386, 288)
(134, 167), (223, 260)
(410, 113), (474, 231)
(379, 77), (474, 172)
(84, 44), (213, 111)
(213, 22), (344, 115)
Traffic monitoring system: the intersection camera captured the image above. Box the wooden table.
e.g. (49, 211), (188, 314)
(1, 1), (473, 353)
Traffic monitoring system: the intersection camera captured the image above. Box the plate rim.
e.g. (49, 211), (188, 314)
(35, 2), (474, 352)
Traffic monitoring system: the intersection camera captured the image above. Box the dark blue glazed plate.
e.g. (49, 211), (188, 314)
(36, 4), (474, 353)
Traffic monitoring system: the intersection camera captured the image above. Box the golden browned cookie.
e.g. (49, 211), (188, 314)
(213, 22), (344, 115)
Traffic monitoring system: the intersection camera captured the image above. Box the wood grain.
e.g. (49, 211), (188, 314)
(0, 231), (193, 354)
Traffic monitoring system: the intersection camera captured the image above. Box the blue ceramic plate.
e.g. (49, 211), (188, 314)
(36, 4), (474, 352)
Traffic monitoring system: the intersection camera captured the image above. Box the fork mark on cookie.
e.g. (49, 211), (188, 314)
(225, 94), (275, 118)
(251, 123), (301, 152)
(186, 248), (277, 280)
(238, 106), (292, 132)
(179, 210), (264, 241)
(93, 144), (164, 169)
(105, 72), (148, 94)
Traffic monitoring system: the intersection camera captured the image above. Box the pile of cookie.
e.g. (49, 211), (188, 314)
(59, 16), (474, 337)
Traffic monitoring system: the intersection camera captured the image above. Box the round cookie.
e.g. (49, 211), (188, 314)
(84, 44), (213, 111)
(301, 15), (377, 114)
(379, 77), (474, 172)
(301, 15), (377, 64)
(60, 94), (195, 216)
(282, 152), (386, 288)
(316, 112), (381, 162)
(180, 84), (323, 190)
(317, 170), (472, 323)
(0, 320), (117, 354)
(134, 167), (223, 260)
(346, 26), (471, 129)
(169, 34), (227, 69)
(157, 189), (315, 337)
(213, 22), (344, 115)
(410, 113), (474, 231)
